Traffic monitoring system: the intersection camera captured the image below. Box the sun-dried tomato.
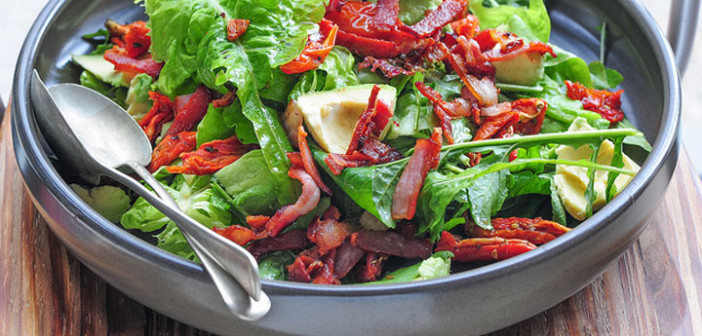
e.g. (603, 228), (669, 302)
(148, 131), (197, 172)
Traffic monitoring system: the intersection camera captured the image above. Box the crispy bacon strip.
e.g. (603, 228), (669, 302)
(450, 15), (480, 39)
(415, 81), (456, 144)
(435, 42), (498, 107)
(280, 25), (339, 74)
(435, 231), (536, 262)
(248, 230), (309, 259)
(373, 0), (400, 29)
(148, 131), (197, 172)
(166, 85), (211, 136)
(473, 112), (520, 141)
(356, 252), (386, 282)
(324, 152), (376, 175)
(104, 47), (163, 79)
(105, 20), (151, 58)
(391, 128), (442, 220)
(320, 18), (398, 58)
(139, 92), (174, 142)
(211, 91), (237, 108)
(352, 230), (432, 259)
(166, 136), (258, 175)
(357, 137), (403, 163)
(347, 84), (381, 155)
(213, 225), (267, 246)
(262, 162), (321, 237)
(297, 127), (332, 195)
(307, 218), (349, 255)
(227, 19), (250, 41)
(246, 215), (270, 231)
(467, 217), (571, 245)
(401, 0), (465, 38)
(333, 239), (365, 278)
(565, 80), (625, 123)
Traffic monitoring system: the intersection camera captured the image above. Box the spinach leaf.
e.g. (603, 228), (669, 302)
(258, 251), (296, 280)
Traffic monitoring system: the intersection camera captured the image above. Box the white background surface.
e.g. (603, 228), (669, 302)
(1, 0), (701, 171)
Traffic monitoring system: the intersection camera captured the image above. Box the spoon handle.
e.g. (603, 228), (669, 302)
(102, 162), (270, 320)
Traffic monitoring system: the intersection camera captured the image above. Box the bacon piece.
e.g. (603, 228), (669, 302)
(166, 86), (211, 136)
(333, 239), (365, 278)
(450, 15), (480, 39)
(473, 112), (520, 141)
(415, 82), (455, 144)
(356, 252), (386, 282)
(511, 98), (548, 135)
(227, 19), (249, 41)
(401, 0), (465, 38)
(104, 47), (163, 78)
(357, 138), (403, 163)
(474, 29), (556, 62)
(565, 80), (625, 123)
(370, 99), (393, 135)
(391, 128), (442, 220)
(287, 255), (314, 282)
(359, 56), (417, 78)
(263, 164), (321, 237)
(325, 152), (376, 175)
(435, 42), (498, 107)
(281, 25), (339, 74)
(347, 84), (381, 155)
(211, 91), (237, 108)
(105, 20), (151, 58)
(297, 127), (332, 195)
(148, 131), (197, 172)
(246, 215), (270, 230)
(467, 217), (572, 245)
(373, 0), (400, 29)
(139, 92), (175, 142)
(166, 136), (258, 175)
(321, 205), (342, 221)
(320, 18), (398, 58)
(213, 225), (267, 246)
(351, 230), (432, 259)
(247, 230), (308, 259)
(312, 253), (341, 285)
(435, 231), (536, 262)
(307, 218), (349, 255)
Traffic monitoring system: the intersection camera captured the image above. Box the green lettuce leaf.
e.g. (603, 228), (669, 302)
(469, 0), (551, 42)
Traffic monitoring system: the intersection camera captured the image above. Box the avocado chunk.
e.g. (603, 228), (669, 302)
(493, 51), (545, 86)
(552, 118), (640, 220)
(72, 54), (130, 88)
(283, 84), (397, 154)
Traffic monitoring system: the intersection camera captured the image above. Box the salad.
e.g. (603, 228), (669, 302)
(70, 0), (649, 285)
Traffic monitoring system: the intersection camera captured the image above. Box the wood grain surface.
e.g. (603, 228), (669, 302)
(1, 104), (701, 336)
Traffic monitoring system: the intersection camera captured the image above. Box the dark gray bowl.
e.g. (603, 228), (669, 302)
(12, 0), (692, 335)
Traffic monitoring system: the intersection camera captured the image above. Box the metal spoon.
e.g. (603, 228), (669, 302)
(29, 70), (270, 321)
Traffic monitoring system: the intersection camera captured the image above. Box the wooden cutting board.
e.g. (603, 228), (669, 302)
(2, 104), (702, 335)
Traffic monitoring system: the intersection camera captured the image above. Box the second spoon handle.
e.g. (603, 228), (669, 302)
(105, 162), (270, 320)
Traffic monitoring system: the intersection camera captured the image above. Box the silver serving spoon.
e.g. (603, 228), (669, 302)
(30, 70), (270, 321)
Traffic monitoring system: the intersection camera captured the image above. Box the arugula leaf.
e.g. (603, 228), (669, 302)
(364, 251), (454, 284)
(589, 61), (624, 90)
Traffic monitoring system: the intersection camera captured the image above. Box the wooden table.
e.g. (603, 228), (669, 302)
(2, 104), (702, 336)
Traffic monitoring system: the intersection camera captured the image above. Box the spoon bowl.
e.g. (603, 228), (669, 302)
(29, 70), (271, 321)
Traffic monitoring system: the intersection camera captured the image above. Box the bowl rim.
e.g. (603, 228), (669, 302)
(11, 0), (681, 297)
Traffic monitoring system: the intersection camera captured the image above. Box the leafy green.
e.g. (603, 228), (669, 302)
(81, 28), (113, 55)
(469, 0), (551, 42)
(258, 251), (296, 280)
(125, 74), (154, 121)
(289, 47), (360, 102)
(588, 61), (624, 90)
(196, 100), (256, 146)
(398, 0), (442, 25)
(120, 174), (233, 260)
(365, 251), (454, 284)
(214, 150), (293, 216)
(71, 184), (131, 223)
(313, 148), (409, 228)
